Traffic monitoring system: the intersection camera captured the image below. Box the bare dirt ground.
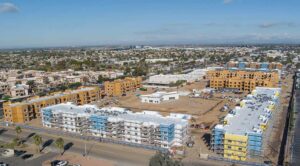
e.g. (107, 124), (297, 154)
(107, 81), (223, 116)
(262, 74), (293, 164)
(117, 95), (221, 116)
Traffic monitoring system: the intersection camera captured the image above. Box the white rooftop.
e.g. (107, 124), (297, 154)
(42, 103), (189, 126)
(140, 91), (178, 98)
(217, 87), (281, 135)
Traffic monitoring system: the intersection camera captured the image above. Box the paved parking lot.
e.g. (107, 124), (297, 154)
(0, 152), (57, 166)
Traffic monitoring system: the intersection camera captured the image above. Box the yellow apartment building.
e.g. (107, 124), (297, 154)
(207, 69), (279, 92)
(3, 87), (102, 123)
(211, 87), (281, 161)
(104, 77), (142, 96)
(223, 133), (248, 161)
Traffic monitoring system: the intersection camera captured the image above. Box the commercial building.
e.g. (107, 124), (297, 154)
(211, 87), (281, 161)
(147, 69), (207, 86)
(207, 69), (280, 92)
(140, 91), (179, 104)
(3, 87), (101, 123)
(41, 103), (190, 149)
(104, 77), (142, 96)
(227, 61), (283, 70)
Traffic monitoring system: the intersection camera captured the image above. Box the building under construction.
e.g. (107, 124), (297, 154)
(211, 87), (281, 161)
(104, 77), (142, 97)
(207, 68), (280, 92)
(226, 61), (283, 70)
(3, 87), (102, 123)
(41, 103), (190, 149)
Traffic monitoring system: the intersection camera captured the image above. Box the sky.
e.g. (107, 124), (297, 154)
(0, 0), (299, 48)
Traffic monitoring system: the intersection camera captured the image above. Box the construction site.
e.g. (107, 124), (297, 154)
(21, 70), (293, 165)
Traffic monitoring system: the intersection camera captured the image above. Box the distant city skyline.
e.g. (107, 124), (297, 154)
(0, 0), (299, 48)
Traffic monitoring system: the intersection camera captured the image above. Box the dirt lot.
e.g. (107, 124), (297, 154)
(116, 95), (221, 116)
(262, 74), (293, 164)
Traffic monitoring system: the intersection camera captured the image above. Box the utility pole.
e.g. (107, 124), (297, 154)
(81, 117), (89, 157)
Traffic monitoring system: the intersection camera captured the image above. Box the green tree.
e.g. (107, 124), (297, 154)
(68, 82), (82, 89)
(2, 95), (11, 101)
(27, 80), (37, 94)
(149, 151), (182, 166)
(55, 137), (64, 155)
(125, 67), (131, 75)
(97, 75), (104, 84)
(33, 135), (43, 153)
(15, 126), (22, 140)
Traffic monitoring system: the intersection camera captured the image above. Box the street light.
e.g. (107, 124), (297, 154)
(81, 132), (87, 157)
(81, 119), (89, 157)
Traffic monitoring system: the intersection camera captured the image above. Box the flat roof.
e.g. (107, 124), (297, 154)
(216, 87), (281, 135)
(42, 103), (189, 126)
(140, 91), (178, 98)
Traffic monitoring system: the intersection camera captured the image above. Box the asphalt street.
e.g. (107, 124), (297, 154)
(0, 127), (154, 166)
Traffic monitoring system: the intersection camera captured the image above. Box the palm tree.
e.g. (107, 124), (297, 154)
(55, 137), (64, 155)
(33, 135), (42, 153)
(15, 126), (22, 143)
(149, 151), (182, 166)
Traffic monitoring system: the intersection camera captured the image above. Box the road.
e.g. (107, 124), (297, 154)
(0, 127), (154, 166)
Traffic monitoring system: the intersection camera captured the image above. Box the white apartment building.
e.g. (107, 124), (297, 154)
(41, 103), (190, 149)
(10, 84), (29, 98)
(65, 76), (82, 84)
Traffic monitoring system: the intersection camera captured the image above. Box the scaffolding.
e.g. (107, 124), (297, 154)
(41, 103), (190, 149)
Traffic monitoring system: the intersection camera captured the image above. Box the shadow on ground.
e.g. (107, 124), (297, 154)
(63, 142), (73, 155)
(202, 133), (211, 148)
(0, 129), (7, 135)
(41, 139), (53, 152)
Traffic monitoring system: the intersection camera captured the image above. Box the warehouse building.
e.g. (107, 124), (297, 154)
(147, 69), (207, 86)
(211, 87), (281, 161)
(207, 69), (280, 92)
(140, 91), (179, 104)
(41, 103), (190, 149)
(3, 87), (102, 123)
(104, 77), (142, 96)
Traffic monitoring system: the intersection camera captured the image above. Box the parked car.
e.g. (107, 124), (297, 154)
(51, 160), (68, 166)
(0, 162), (8, 166)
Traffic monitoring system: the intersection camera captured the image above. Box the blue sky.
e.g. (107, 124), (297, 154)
(0, 0), (299, 48)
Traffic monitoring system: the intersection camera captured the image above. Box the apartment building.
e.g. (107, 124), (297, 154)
(41, 103), (190, 149)
(227, 61), (283, 70)
(104, 77), (142, 96)
(0, 82), (9, 94)
(207, 69), (280, 92)
(211, 87), (281, 161)
(10, 84), (29, 98)
(3, 87), (101, 123)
